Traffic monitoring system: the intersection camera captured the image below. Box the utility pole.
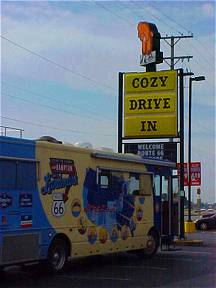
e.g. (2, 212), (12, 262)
(161, 35), (193, 70)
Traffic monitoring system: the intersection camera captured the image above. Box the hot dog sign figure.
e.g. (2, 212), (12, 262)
(137, 21), (163, 66)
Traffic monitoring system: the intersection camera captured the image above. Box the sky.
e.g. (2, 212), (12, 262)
(1, 0), (215, 203)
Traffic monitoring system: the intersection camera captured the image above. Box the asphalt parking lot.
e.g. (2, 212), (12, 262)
(1, 231), (216, 288)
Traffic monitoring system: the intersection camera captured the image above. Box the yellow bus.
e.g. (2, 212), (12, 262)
(0, 136), (174, 272)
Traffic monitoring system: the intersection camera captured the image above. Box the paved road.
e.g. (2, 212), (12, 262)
(1, 231), (216, 288)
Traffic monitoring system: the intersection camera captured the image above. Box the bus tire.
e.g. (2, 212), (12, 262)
(47, 238), (68, 273)
(138, 230), (159, 258)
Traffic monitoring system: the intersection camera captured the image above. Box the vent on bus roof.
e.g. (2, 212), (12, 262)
(36, 136), (62, 144)
(96, 147), (114, 153)
(74, 142), (93, 149)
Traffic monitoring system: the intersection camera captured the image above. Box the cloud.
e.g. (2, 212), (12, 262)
(1, 1), (139, 93)
(202, 2), (215, 18)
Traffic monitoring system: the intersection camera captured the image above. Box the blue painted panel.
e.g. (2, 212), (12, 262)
(83, 168), (136, 237)
(0, 136), (35, 159)
(0, 136), (55, 261)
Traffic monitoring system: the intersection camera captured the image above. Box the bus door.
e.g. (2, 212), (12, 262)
(171, 175), (179, 236)
(153, 175), (161, 233)
(154, 175), (179, 240)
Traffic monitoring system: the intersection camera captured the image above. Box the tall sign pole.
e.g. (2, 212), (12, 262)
(118, 72), (123, 153)
(188, 76), (205, 222)
(179, 68), (185, 239)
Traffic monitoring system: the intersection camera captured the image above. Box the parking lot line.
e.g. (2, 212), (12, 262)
(156, 256), (201, 262)
(108, 265), (167, 271)
(57, 275), (131, 282)
(173, 250), (213, 255)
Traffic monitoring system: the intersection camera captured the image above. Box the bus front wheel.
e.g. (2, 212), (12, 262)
(140, 231), (159, 258)
(47, 238), (68, 272)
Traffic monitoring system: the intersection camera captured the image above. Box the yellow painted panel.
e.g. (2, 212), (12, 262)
(124, 70), (177, 94)
(125, 93), (177, 114)
(124, 115), (177, 138)
(35, 141), (155, 258)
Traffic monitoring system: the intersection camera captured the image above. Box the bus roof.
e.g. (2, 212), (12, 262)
(92, 151), (176, 168)
(0, 136), (176, 168)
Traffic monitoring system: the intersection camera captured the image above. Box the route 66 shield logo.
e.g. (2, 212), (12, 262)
(52, 193), (66, 217)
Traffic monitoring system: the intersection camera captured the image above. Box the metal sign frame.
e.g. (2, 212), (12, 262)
(122, 70), (178, 139)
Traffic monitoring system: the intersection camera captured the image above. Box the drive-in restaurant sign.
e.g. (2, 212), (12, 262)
(124, 70), (178, 138)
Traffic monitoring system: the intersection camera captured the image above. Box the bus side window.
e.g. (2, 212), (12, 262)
(128, 173), (140, 195)
(100, 175), (109, 189)
(0, 160), (16, 190)
(99, 170), (111, 189)
(0, 160), (37, 191)
(17, 161), (37, 190)
(139, 174), (153, 195)
(154, 175), (161, 196)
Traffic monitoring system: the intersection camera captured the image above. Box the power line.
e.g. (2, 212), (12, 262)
(2, 92), (115, 123)
(92, 0), (167, 60)
(1, 81), (116, 122)
(1, 35), (116, 92)
(148, 3), (215, 63)
(150, 2), (215, 58)
(128, 1), (214, 70)
(115, 0), (166, 51)
(123, 1), (193, 70)
(0, 115), (116, 137)
(92, 0), (135, 26)
(129, 1), (177, 34)
(149, 2), (191, 35)
(188, 58), (213, 85)
(119, 1), (192, 68)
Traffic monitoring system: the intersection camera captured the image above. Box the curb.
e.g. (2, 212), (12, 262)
(174, 239), (203, 246)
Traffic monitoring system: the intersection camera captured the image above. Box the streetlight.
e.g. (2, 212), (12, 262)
(188, 76), (205, 222)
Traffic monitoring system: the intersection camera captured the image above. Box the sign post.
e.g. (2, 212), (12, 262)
(188, 76), (205, 221)
(179, 68), (185, 239)
(118, 72), (124, 153)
